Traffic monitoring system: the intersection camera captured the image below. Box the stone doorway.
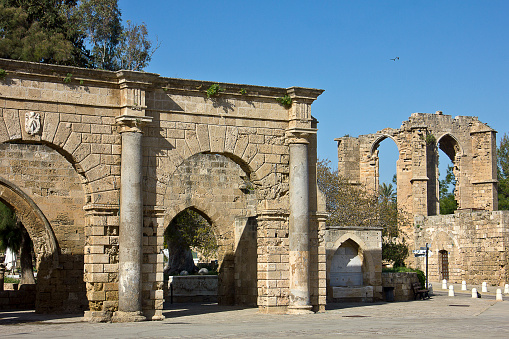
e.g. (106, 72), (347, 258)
(439, 250), (449, 281)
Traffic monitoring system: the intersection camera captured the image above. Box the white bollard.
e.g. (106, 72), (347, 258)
(482, 282), (488, 293)
(442, 279), (448, 289)
(448, 285), (455, 297)
(504, 284), (509, 294)
(496, 289), (503, 301)
(461, 281), (467, 291)
(472, 288), (478, 298)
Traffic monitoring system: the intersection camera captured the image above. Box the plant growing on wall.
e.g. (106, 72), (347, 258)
(276, 94), (292, 108)
(0, 69), (6, 80)
(206, 83), (224, 98)
(239, 88), (247, 95)
(63, 73), (72, 83)
(425, 133), (436, 145)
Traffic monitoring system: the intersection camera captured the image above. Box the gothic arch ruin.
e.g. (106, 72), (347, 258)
(337, 112), (508, 285)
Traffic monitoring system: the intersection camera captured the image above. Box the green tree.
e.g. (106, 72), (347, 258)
(439, 165), (458, 214)
(0, 0), (80, 64)
(317, 159), (409, 266)
(0, 201), (35, 284)
(498, 133), (509, 210)
(73, 0), (121, 70)
(164, 208), (218, 275)
(379, 182), (396, 204)
(116, 20), (157, 71)
(0, 0), (157, 70)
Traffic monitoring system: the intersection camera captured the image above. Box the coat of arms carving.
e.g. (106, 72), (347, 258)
(25, 111), (41, 135)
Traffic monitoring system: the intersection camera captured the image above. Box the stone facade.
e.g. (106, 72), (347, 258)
(415, 210), (509, 285)
(0, 59), (326, 320)
(336, 112), (508, 286)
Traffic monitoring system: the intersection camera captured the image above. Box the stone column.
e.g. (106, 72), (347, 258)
(287, 131), (313, 314)
(113, 116), (151, 322)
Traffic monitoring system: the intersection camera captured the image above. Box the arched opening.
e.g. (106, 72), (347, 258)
(438, 134), (461, 215)
(0, 200), (37, 309)
(330, 239), (363, 287)
(163, 207), (219, 304)
(372, 136), (399, 201)
(327, 237), (376, 302)
(0, 142), (88, 313)
(161, 152), (259, 314)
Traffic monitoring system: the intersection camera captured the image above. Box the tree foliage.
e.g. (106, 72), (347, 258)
(317, 159), (409, 266)
(0, 1), (77, 64)
(439, 165), (458, 214)
(73, 0), (121, 70)
(164, 209), (218, 275)
(0, 0), (157, 70)
(498, 133), (509, 210)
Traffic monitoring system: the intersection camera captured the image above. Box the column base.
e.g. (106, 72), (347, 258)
(287, 305), (314, 314)
(144, 309), (165, 321)
(112, 311), (146, 322)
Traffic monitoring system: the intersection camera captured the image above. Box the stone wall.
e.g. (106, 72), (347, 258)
(414, 210), (509, 285)
(382, 272), (420, 302)
(0, 58), (326, 320)
(0, 284), (36, 310)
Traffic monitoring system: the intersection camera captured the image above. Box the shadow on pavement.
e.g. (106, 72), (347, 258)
(0, 309), (83, 325)
(162, 301), (252, 319)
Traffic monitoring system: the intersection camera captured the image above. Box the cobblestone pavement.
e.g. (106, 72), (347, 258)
(1, 291), (509, 338)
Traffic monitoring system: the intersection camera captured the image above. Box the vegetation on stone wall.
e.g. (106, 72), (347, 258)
(276, 95), (292, 108)
(317, 159), (409, 266)
(498, 133), (509, 210)
(383, 266), (426, 287)
(206, 84), (225, 98)
(0, 0), (157, 71)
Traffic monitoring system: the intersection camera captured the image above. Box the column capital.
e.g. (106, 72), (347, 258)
(285, 127), (317, 144)
(116, 115), (153, 134)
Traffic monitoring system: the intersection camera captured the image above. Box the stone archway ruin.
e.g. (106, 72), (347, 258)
(0, 58), (326, 321)
(337, 112), (507, 285)
(336, 112), (498, 219)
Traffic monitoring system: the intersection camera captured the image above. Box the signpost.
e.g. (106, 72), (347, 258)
(413, 243), (430, 289)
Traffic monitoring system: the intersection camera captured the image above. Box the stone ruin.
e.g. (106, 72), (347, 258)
(336, 112), (509, 286)
(0, 59), (328, 320)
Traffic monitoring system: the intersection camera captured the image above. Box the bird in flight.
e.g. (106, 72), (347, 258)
(390, 57), (399, 61)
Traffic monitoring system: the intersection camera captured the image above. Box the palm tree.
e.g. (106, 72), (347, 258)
(379, 183), (397, 203)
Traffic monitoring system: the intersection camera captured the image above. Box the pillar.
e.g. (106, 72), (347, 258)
(287, 132), (313, 314)
(113, 116), (151, 322)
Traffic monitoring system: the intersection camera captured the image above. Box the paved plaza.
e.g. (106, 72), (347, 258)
(1, 287), (509, 338)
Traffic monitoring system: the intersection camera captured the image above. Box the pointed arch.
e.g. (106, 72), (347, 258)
(328, 233), (376, 279)
(370, 134), (400, 157)
(437, 133), (464, 161)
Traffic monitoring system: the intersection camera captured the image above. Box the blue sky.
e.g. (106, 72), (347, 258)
(119, 1), (509, 185)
